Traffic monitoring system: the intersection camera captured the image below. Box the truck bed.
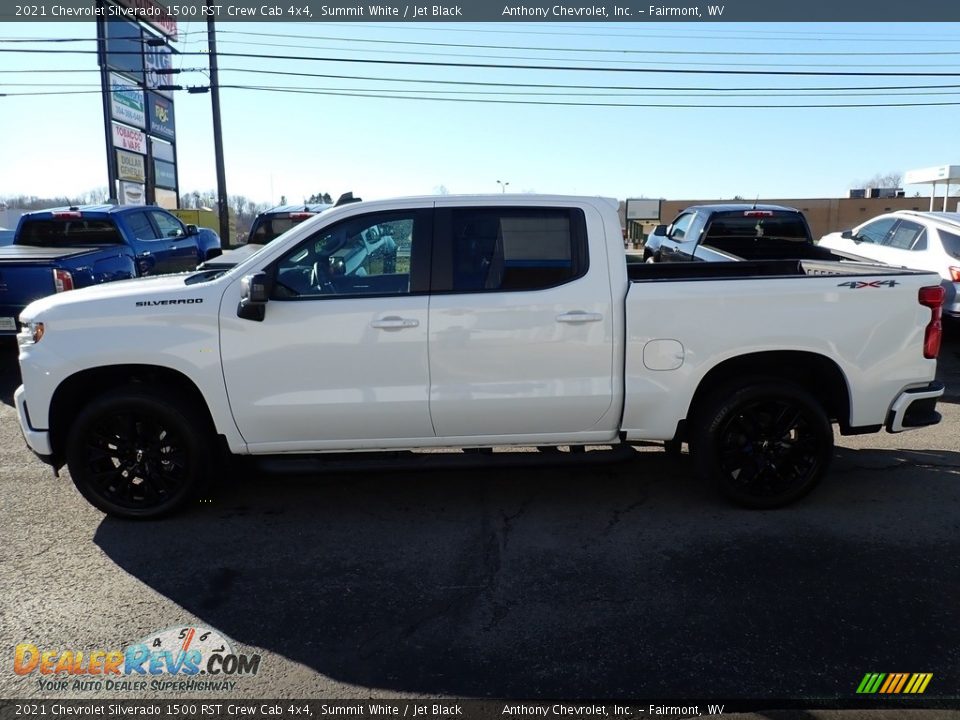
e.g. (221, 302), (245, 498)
(0, 245), (103, 265)
(627, 258), (909, 282)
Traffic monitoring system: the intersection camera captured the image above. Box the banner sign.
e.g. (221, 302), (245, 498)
(109, 72), (145, 128)
(144, 43), (173, 99)
(116, 149), (146, 182)
(150, 137), (174, 163)
(103, 19), (143, 81)
(112, 122), (146, 153)
(147, 91), (175, 138)
(118, 180), (146, 205)
(112, 0), (178, 39)
(153, 159), (177, 190)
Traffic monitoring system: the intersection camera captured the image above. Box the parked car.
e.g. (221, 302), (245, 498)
(203, 202), (336, 271)
(818, 211), (960, 318)
(0, 205), (221, 335)
(642, 204), (857, 264)
(15, 195), (945, 518)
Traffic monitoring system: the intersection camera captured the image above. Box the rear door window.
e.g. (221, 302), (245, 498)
(884, 220), (926, 251)
(126, 211), (160, 240)
(440, 208), (586, 293)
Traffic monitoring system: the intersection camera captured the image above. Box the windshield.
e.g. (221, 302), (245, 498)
(18, 218), (123, 246)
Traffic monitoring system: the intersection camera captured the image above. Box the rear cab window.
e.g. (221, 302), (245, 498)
(248, 208), (331, 245)
(704, 211), (810, 243)
(17, 216), (123, 246)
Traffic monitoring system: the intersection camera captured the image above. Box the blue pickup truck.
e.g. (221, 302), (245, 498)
(0, 205), (220, 334)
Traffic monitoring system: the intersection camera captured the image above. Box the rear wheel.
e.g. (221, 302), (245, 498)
(66, 387), (212, 519)
(691, 381), (833, 508)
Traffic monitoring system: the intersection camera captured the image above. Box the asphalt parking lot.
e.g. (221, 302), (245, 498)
(1, 330), (959, 706)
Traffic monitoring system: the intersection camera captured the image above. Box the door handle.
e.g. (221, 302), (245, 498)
(371, 316), (419, 329)
(556, 311), (603, 324)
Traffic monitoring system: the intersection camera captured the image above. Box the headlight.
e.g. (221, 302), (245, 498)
(17, 321), (45, 348)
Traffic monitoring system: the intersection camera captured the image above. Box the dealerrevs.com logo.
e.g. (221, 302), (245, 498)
(13, 626), (261, 693)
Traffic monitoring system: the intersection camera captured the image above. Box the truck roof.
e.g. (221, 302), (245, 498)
(20, 204), (165, 220)
(683, 203), (802, 214)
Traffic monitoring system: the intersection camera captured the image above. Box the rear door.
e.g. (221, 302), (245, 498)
(830, 216), (898, 261)
(872, 219), (934, 270)
(427, 202), (616, 439)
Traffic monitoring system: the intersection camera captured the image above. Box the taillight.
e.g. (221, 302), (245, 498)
(949, 266), (960, 282)
(918, 285), (945, 359)
(52, 269), (74, 293)
(52, 211), (81, 219)
(289, 212), (315, 220)
(743, 210), (773, 217)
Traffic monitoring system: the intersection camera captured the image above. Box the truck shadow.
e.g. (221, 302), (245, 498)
(93, 446), (960, 698)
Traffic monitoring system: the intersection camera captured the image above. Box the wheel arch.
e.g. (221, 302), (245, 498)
(48, 364), (220, 465)
(684, 350), (852, 437)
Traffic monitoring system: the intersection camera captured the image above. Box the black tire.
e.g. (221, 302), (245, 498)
(691, 380), (833, 509)
(65, 386), (213, 519)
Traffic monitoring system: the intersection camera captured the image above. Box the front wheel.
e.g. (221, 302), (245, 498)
(66, 387), (212, 519)
(691, 381), (833, 509)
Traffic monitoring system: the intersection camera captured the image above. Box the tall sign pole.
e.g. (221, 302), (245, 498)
(207, 3), (230, 243)
(96, 0), (118, 202)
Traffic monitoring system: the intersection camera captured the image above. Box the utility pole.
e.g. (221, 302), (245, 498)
(207, 3), (230, 243)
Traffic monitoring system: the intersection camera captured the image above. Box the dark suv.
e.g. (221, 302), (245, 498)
(246, 203), (333, 246)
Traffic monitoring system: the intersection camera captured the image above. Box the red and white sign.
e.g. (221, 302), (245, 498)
(112, 122), (146, 154)
(111, 0), (178, 40)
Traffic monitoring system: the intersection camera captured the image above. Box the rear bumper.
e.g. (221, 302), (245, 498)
(886, 381), (944, 433)
(14, 385), (54, 462)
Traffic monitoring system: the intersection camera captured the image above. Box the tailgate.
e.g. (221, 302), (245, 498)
(0, 265), (57, 332)
(0, 246), (102, 330)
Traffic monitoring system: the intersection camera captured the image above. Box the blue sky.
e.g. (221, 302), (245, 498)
(2, 20), (959, 204)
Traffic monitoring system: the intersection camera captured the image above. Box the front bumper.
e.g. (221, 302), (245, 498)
(14, 385), (54, 461)
(886, 381), (944, 433)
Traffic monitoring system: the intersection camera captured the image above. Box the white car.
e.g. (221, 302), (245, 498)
(819, 211), (960, 317)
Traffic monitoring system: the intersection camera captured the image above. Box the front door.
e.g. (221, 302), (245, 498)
(220, 206), (435, 451)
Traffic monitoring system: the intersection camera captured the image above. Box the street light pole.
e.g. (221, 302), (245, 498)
(497, 180), (510, 193)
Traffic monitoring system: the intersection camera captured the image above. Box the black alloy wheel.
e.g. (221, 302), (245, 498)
(693, 381), (833, 508)
(66, 387), (211, 519)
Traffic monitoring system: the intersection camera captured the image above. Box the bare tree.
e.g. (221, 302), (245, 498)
(856, 171), (904, 189)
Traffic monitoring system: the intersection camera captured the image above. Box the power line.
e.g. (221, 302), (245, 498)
(7, 46), (960, 76)
(8, 65), (960, 93)
(220, 84), (960, 108)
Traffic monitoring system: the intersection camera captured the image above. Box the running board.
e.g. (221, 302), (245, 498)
(252, 445), (638, 475)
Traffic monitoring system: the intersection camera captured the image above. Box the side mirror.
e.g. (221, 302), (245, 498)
(652, 224), (668, 237)
(185, 224), (200, 236)
(238, 271), (269, 321)
(840, 229), (854, 239)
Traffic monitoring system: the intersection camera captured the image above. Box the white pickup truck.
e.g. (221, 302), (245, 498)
(14, 195), (947, 518)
